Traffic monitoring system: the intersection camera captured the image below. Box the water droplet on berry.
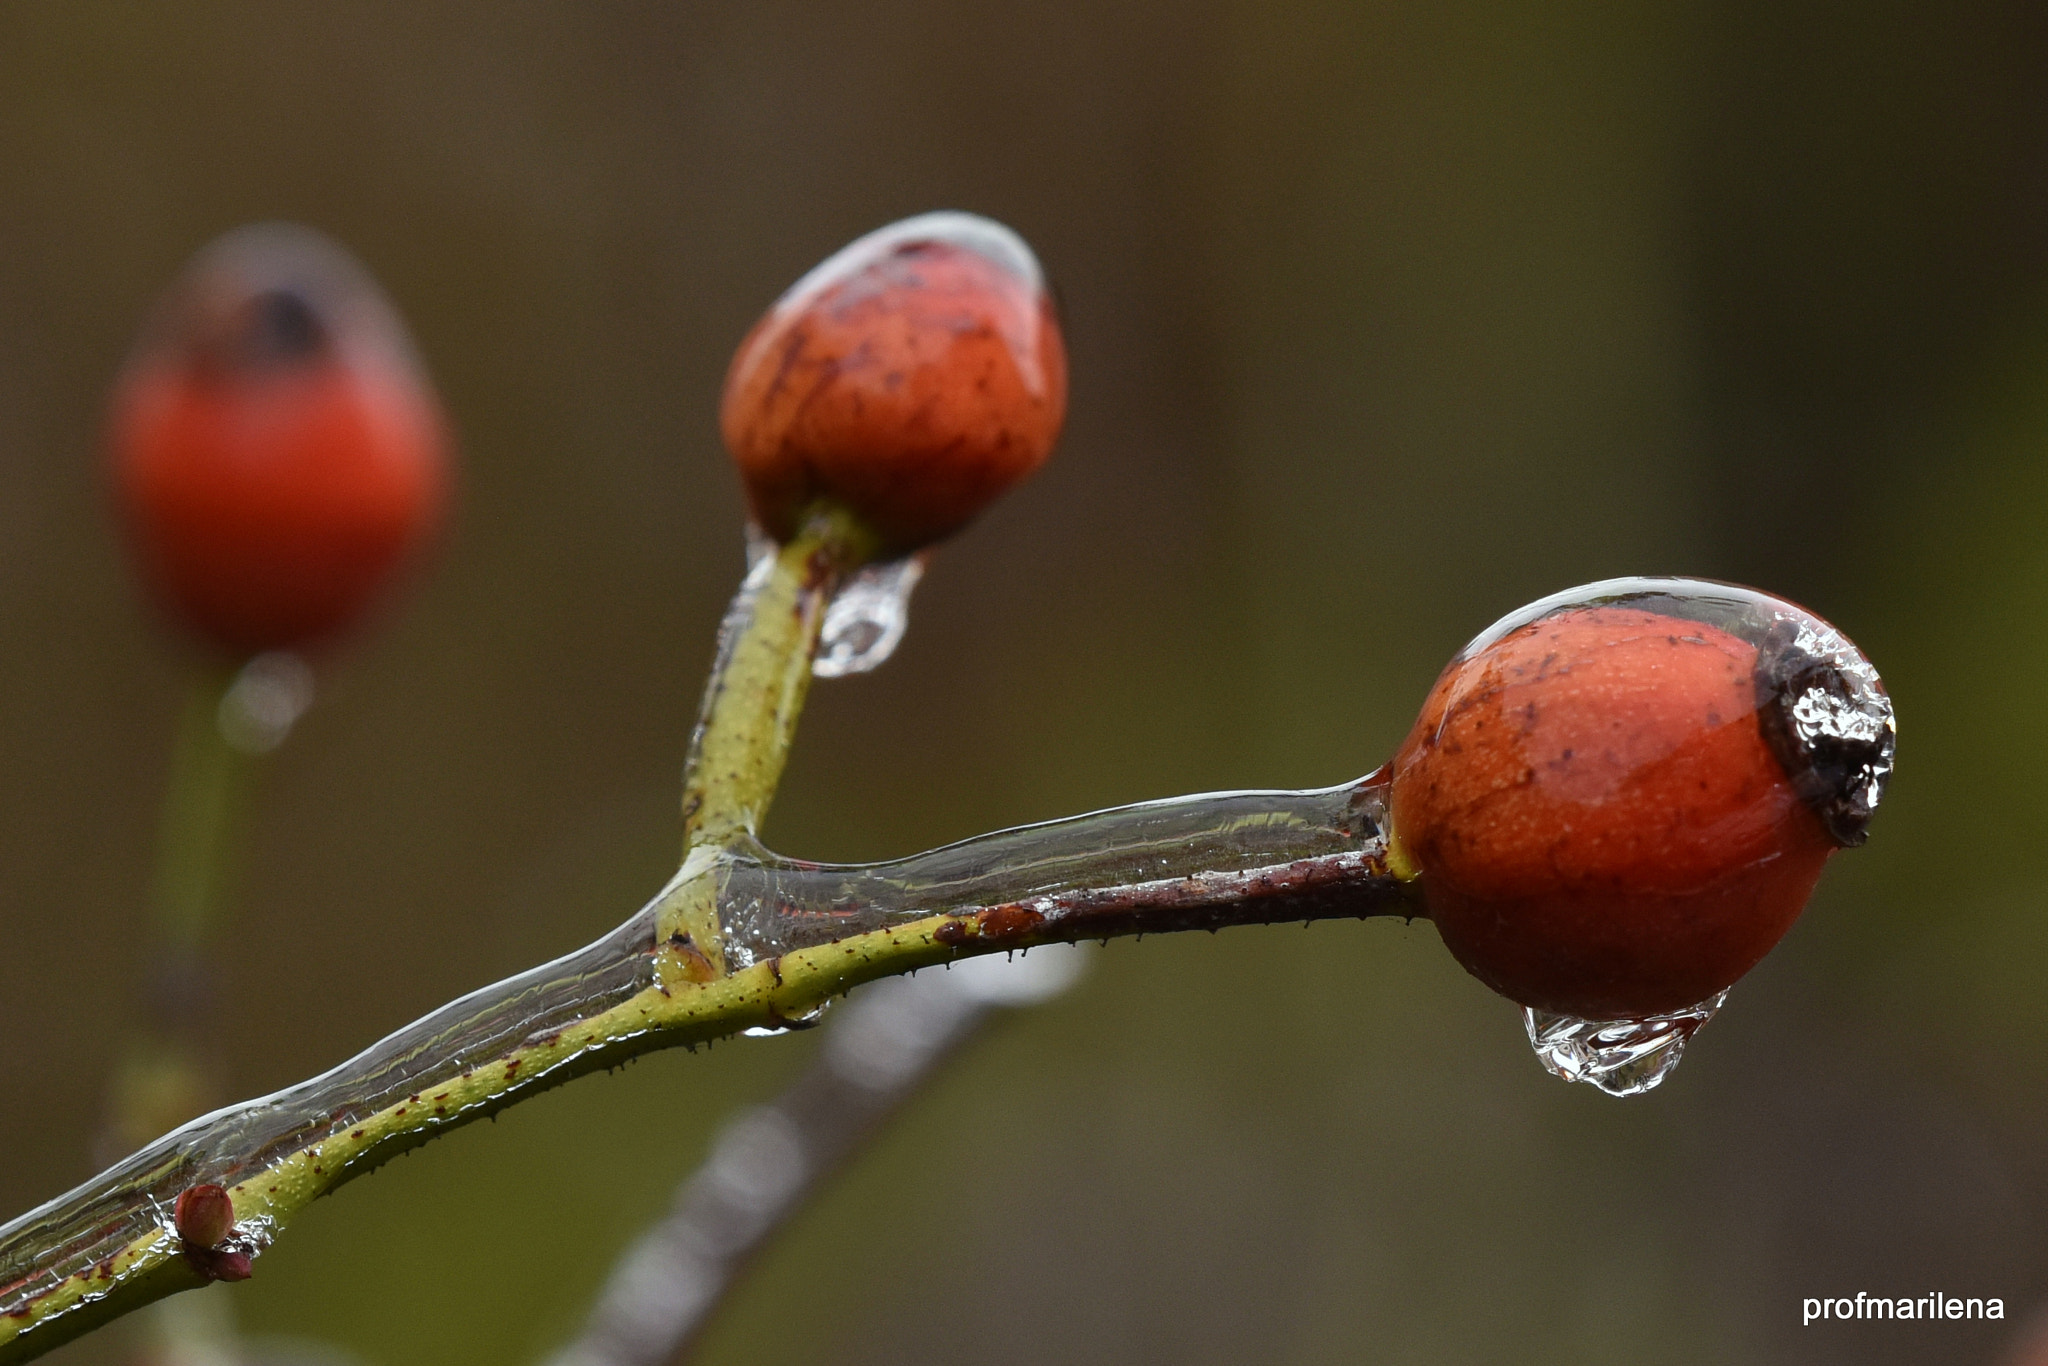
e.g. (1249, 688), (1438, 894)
(814, 555), (926, 678)
(1523, 990), (1727, 1097)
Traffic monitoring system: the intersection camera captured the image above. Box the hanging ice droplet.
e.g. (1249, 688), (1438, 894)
(217, 652), (316, 754)
(742, 1001), (832, 1038)
(1523, 990), (1727, 1097)
(744, 522), (777, 572)
(814, 555), (926, 678)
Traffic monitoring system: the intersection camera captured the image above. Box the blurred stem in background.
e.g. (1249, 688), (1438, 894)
(109, 657), (314, 1366)
(549, 945), (1091, 1366)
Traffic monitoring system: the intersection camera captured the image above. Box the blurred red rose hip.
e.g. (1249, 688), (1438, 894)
(720, 211), (1067, 554)
(108, 223), (450, 655)
(1389, 579), (1894, 1020)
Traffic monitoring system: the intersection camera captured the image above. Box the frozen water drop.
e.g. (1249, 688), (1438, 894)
(742, 1001), (831, 1038)
(217, 651), (315, 754)
(743, 522), (776, 572)
(1523, 990), (1727, 1097)
(813, 555), (926, 678)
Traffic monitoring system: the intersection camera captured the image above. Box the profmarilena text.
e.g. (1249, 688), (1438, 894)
(1804, 1294), (2004, 1325)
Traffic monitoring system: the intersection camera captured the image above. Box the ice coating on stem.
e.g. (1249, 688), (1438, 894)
(0, 897), (666, 1328)
(715, 775), (1401, 970)
(0, 780), (1415, 1337)
(741, 1001), (830, 1038)
(678, 518), (856, 862)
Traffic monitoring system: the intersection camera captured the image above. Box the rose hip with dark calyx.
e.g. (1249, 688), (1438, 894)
(109, 223), (450, 656)
(1389, 578), (1894, 1020)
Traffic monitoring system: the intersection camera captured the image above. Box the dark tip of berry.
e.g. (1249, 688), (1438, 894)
(1754, 616), (1896, 847)
(239, 288), (327, 365)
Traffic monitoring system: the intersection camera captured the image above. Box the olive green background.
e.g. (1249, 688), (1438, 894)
(1, 4), (2044, 1363)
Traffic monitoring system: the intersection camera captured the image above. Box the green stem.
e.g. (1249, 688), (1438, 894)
(1, 515), (886, 1361)
(662, 506), (877, 974)
(153, 670), (254, 955)
(118, 669), (263, 1363)
(108, 669), (258, 1154)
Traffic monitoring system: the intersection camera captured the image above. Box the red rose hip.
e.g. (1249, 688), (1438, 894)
(1389, 578), (1894, 1020)
(109, 223), (450, 655)
(720, 212), (1067, 554)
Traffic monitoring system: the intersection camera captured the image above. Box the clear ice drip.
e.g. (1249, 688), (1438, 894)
(1523, 990), (1728, 1097)
(743, 527), (923, 680)
(0, 779), (1412, 1324)
(814, 556), (926, 678)
(216, 652), (316, 755)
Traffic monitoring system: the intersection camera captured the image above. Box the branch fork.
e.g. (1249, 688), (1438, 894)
(0, 505), (1414, 1362)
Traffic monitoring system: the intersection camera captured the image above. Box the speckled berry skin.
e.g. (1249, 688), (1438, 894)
(109, 224), (449, 656)
(720, 212), (1067, 554)
(1389, 588), (1882, 1020)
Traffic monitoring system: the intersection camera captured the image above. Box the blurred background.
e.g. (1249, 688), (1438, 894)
(1, 2), (2044, 1363)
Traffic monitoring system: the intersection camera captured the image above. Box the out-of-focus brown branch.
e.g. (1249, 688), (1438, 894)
(546, 946), (1091, 1366)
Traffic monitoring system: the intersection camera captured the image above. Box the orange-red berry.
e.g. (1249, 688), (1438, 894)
(1389, 579), (1893, 1020)
(109, 223), (450, 656)
(720, 212), (1067, 554)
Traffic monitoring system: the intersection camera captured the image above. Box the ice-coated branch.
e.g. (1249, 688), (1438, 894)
(0, 345), (1429, 1362)
(0, 590), (1417, 1366)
